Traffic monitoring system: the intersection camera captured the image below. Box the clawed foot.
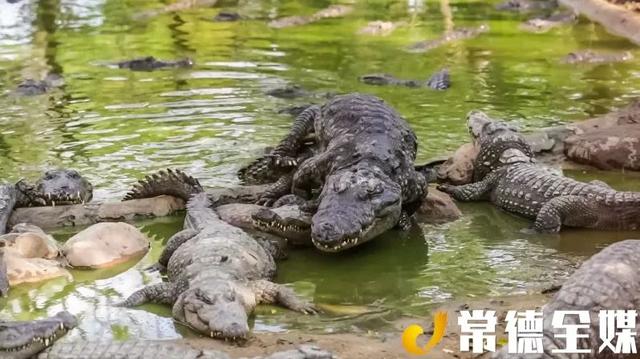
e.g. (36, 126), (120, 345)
(291, 302), (319, 315)
(256, 196), (277, 207)
(268, 153), (298, 167)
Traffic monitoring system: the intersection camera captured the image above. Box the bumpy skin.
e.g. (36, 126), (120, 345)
(438, 111), (640, 233)
(0, 311), (76, 359)
(406, 25), (489, 52)
(494, 240), (640, 358)
(119, 188), (316, 340)
(426, 69), (450, 90)
(241, 93), (427, 252)
(360, 70), (450, 90)
(495, 0), (558, 12)
(117, 56), (194, 71)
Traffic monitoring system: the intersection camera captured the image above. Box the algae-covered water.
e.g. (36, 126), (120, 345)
(1, 0), (640, 341)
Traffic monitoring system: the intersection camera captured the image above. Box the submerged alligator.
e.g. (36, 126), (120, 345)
(406, 25), (489, 53)
(117, 56), (194, 71)
(561, 50), (634, 64)
(494, 239), (640, 357)
(0, 169), (93, 235)
(13, 74), (64, 96)
(239, 93), (427, 252)
(438, 111), (640, 233)
(120, 170), (316, 340)
(360, 69), (451, 90)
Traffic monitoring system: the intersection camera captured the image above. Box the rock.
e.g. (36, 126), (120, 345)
(569, 99), (640, 134)
(0, 223), (60, 259)
(62, 222), (149, 268)
(417, 187), (462, 224)
(436, 143), (479, 185)
(564, 124), (640, 171)
(5, 255), (71, 286)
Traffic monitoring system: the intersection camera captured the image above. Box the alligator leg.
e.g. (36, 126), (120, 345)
(153, 229), (199, 271)
(396, 211), (413, 231)
(256, 174), (293, 206)
(533, 195), (598, 233)
(589, 179), (612, 189)
(437, 171), (500, 201)
(271, 105), (320, 161)
(250, 280), (317, 314)
(117, 282), (177, 306)
(291, 151), (336, 197)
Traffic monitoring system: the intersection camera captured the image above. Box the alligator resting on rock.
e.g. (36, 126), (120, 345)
(438, 111), (640, 233)
(0, 169), (93, 235)
(120, 173), (316, 340)
(494, 239), (640, 358)
(239, 93), (427, 252)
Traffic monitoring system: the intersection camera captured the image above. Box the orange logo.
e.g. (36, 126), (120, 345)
(402, 311), (448, 355)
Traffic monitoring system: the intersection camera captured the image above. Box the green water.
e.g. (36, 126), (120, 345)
(1, 0), (640, 341)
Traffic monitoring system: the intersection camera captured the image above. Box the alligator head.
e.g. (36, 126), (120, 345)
(251, 206), (311, 245)
(467, 111), (535, 180)
(310, 164), (402, 252)
(0, 311), (76, 358)
(16, 169), (93, 207)
(174, 283), (250, 341)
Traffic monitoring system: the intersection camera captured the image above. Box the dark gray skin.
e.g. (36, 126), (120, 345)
(120, 184), (316, 340)
(117, 56), (194, 71)
(213, 11), (241, 22)
(562, 50), (634, 64)
(406, 25), (489, 53)
(0, 169), (93, 235)
(360, 69), (450, 90)
(438, 111), (640, 233)
(240, 93), (427, 252)
(520, 11), (577, 32)
(493, 239), (640, 358)
(495, 0), (558, 12)
(13, 74), (64, 96)
(0, 311), (77, 359)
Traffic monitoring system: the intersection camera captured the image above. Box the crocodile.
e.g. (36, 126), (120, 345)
(119, 177), (316, 340)
(13, 74), (64, 96)
(561, 50), (634, 64)
(493, 239), (640, 358)
(0, 169), (93, 235)
(359, 69), (450, 90)
(438, 111), (640, 233)
(406, 25), (489, 53)
(519, 11), (577, 32)
(117, 56), (194, 71)
(0, 310), (76, 359)
(495, 0), (558, 12)
(213, 11), (241, 22)
(239, 93), (427, 252)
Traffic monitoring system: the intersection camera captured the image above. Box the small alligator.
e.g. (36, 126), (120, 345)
(519, 11), (577, 32)
(493, 239), (640, 358)
(0, 169), (93, 235)
(239, 93), (427, 252)
(406, 25), (488, 53)
(561, 50), (634, 64)
(213, 11), (241, 22)
(495, 0), (558, 12)
(360, 69), (450, 90)
(120, 171), (316, 340)
(13, 74), (64, 96)
(0, 311), (76, 359)
(438, 111), (640, 233)
(117, 56), (194, 71)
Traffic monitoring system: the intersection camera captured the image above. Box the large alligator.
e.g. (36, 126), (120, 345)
(438, 111), (640, 233)
(406, 25), (488, 53)
(0, 169), (93, 235)
(239, 93), (427, 252)
(120, 173), (316, 340)
(359, 69), (450, 90)
(493, 239), (640, 358)
(0, 311), (77, 359)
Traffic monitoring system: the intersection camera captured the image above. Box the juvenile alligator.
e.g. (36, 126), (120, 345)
(561, 50), (634, 64)
(0, 311), (76, 359)
(0, 169), (93, 235)
(519, 11), (577, 32)
(493, 239), (640, 358)
(117, 56), (194, 71)
(120, 172), (316, 340)
(438, 111), (640, 233)
(13, 74), (64, 96)
(239, 93), (427, 252)
(406, 25), (488, 53)
(360, 69), (450, 90)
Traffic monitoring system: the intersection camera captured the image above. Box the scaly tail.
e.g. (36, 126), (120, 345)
(123, 169), (203, 201)
(237, 155), (284, 185)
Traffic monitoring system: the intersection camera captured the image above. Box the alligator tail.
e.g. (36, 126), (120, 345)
(237, 156), (277, 185)
(123, 169), (203, 201)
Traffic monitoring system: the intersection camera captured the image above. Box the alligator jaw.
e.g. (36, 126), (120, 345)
(311, 218), (381, 253)
(0, 311), (76, 358)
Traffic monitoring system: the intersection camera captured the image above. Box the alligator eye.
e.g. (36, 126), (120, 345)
(69, 171), (80, 179)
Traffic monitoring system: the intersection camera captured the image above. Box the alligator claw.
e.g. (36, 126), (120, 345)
(436, 184), (455, 194)
(296, 303), (320, 315)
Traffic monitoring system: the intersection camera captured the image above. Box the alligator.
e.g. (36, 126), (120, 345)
(117, 56), (194, 71)
(120, 175), (316, 340)
(0, 169), (93, 235)
(359, 69), (450, 90)
(0, 310), (77, 359)
(239, 93), (427, 252)
(268, 4), (353, 29)
(561, 50), (634, 64)
(495, 0), (558, 12)
(213, 11), (241, 22)
(493, 239), (640, 358)
(13, 74), (64, 96)
(437, 111), (640, 233)
(406, 25), (489, 53)
(519, 11), (577, 32)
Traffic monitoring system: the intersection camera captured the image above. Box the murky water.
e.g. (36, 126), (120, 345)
(1, 0), (640, 341)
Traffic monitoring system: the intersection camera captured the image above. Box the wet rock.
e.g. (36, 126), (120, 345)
(523, 125), (573, 154)
(570, 99), (640, 133)
(561, 49), (633, 64)
(417, 187), (462, 224)
(5, 255), (71, 286)
(214, 11), (241, 22)
(564, 124), (640, 171)
(436, 143), (479, 185)
(62, 222), (149, 268)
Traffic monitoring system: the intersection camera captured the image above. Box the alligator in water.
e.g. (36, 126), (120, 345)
(561, 50), (634, 64)
(13, 74), (64, 96)
(493, 239), (640, 358)
(519, 11), (577, 32)
(0, 169), (93, 235)
(406, 25), (488, 53)
(117, 56), (194, 71)
(360, 69), (450, 90)
(238, 93), (427, 252)
(438, 111), (640, 233)
(495, 0), (558, 12)
(120, 173), (316, 340)
(213, 11), (241, 22)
